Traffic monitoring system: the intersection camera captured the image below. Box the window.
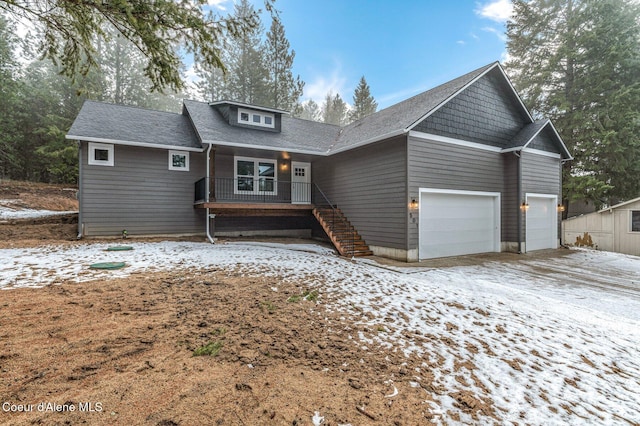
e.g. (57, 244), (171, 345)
(237, 108), (275, 128)
(234, 157), (277, 195)
(88, 142), (114, 166)
(168, 150), (189, 171)
(631, 211), (640, 232)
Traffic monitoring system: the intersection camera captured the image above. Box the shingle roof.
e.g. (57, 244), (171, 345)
(67, 101), (201, 150)
(183, 99), (339, 154)
(66, 62), (571, 160)
(329, 62), (498, 153)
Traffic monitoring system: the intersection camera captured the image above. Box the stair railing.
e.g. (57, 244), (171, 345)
(312, 183), (355, 257)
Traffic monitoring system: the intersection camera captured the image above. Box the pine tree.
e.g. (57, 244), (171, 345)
(349, 76), (377, 122)
(322, 92), (348, 126)
(264, 19), (304, 111)
(297, 99), (321, 121)
(225, 0), (269, 106)
(506, 0), (640, 208)
(0, 0), (274, 92)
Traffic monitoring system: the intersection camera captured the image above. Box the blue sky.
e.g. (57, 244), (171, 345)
(207, 0), (514, 109)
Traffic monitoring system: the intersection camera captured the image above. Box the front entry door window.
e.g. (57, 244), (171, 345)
(291, 162), (311, 204)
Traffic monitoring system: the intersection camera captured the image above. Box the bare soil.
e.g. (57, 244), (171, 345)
(0, 182), (496, 425)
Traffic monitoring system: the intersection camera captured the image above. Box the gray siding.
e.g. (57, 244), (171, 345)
(214, 152), (293, 203)
(502, 153), (520, 243)
(407, 136), (505, 250)
(214, 216), (314, 233)
(79, 142), (206, 236)
(313, 137), (407, 249)
(413, 70), (526, 148)
(521, 151), (562, 238)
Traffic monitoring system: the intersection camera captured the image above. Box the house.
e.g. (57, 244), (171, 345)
(562, 198), (640, 256)
(66, 62), (572, 261)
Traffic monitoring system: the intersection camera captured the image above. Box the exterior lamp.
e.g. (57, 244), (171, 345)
(520, 202), (529, 212)
(410, 198), (418, 210)
(557, 204), (565, 212)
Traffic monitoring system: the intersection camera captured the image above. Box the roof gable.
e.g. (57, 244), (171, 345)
(330, 62), (533, 153)
(411, 66), (531, 148)
(183, 100), (338, 154)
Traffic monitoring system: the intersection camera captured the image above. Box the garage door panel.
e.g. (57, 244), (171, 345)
(419, 190), (500, 259)
(526, 195), (557, 251)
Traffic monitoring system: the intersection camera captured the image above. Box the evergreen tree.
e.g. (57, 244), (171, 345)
(349, 76), (377, 122)
(225, 0), (269, 106)
(506, 0), (640, 208)
(264, 18), (304, 111)
(0, 14), (20, 177)
(322, 92), (348, 126)
(0, 0), (274, 92)
(297, 99), (321, 121)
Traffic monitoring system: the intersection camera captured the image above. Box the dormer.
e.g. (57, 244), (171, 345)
(210, 100), (288, 133)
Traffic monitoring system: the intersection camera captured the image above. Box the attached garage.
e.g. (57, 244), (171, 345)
(525, 193), (558, 251)
(419, 189), (501, 259)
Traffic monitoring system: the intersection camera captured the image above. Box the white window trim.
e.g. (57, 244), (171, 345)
(630, 210), (640, 233)
(168, 150), (190, 171)
(88, 142), (114, 166)
(234, 156), (278, 195)
(237, 108), (275, 129)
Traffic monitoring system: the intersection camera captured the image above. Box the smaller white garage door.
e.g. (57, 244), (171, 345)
(526, 194), (558, 251)
(419, 189), (501, 259)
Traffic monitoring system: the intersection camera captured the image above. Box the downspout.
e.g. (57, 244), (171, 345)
(205, 143), (215, 244)
(515, 150), (522, 253)
(77, 141), (83, 239)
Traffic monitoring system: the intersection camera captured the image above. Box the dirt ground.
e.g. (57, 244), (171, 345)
(0, 182), (493, 425)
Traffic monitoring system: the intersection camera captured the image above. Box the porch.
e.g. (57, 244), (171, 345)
(194, 177), (313, 215)
(193, 177), (373, 257)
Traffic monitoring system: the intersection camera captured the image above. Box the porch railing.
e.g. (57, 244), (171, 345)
(312, 183), (356, 256)
(194, 177), (311, 204)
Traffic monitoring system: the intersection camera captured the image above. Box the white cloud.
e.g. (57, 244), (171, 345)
(457, 40), (466, 45)
(302, 61), (349, 104)
(476, 0), (513, 22)
(206, 0), (229, 11)
(482, 26), (507, 42)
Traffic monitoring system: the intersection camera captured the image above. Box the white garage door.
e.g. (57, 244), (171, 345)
(526, 194), (558, 251)
(419, 189), (501, 260)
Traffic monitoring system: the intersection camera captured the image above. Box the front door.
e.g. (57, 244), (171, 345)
(291, 162), (311, 204)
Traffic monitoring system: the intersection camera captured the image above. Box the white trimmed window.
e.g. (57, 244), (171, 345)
(168, 150), (189, 171)
(237, 108), (275, 129)
(631, 211), (640, 232)
(88, 142), (114, 166)
(234, 156), (277, 195)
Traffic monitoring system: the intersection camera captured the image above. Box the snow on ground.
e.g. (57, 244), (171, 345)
(0, 203), (77, 220)
(1, 241), (639, 424)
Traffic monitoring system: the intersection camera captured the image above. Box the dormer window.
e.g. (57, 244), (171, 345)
(238, 108), (275, 129)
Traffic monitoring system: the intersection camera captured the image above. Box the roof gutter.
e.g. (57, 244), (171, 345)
(65, 135), (205, 152)
(202, 140), (328, 156)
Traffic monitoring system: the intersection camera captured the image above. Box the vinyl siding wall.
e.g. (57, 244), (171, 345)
(313, 137), (407, 250)
(79, 142), (206, 236)
(521, 151), (563, 239)
(407, 136), (506, 250)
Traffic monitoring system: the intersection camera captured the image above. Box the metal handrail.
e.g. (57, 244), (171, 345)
(312, 183), (355, 257)
(194, 177), (311, 204)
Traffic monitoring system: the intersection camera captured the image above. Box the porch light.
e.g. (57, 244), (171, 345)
(557, 204), (565, 212)
(520, 202), (529, 212)
(410, 198), (418, 210)
(280, 161), (289, 171)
